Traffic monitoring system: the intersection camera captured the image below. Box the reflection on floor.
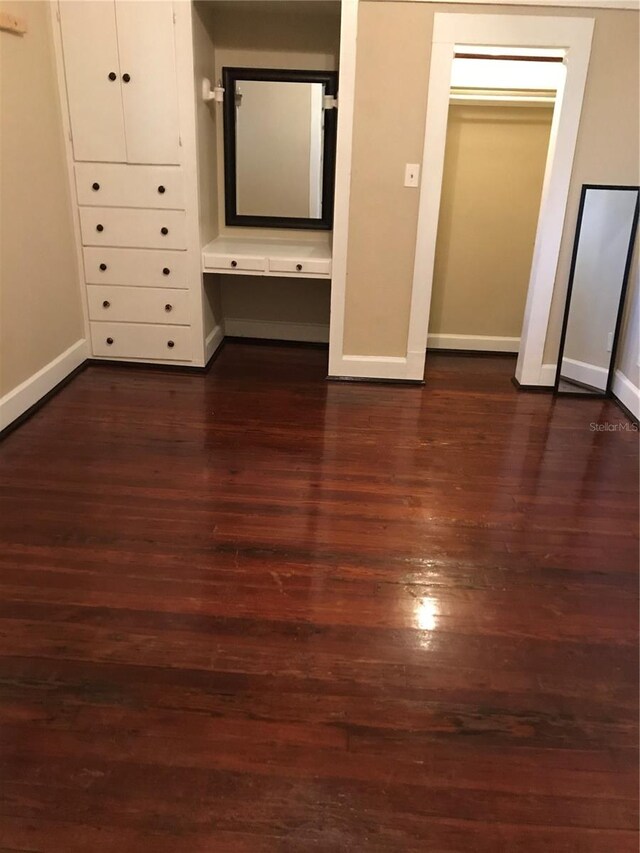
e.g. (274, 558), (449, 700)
(0, 344), (637, 851)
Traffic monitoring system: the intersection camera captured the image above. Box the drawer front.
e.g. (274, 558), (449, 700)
(204, 253), (266, 273)
(90, 322), (192, 361)
(75, 163), (185, 209)
(79, 207), (187, 250)
(87, 286), (190, 325)
(83, 247), (188, 288)
(268, 257), (332, 276)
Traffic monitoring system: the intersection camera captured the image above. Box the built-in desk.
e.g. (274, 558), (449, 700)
(202, 236), (332, 279)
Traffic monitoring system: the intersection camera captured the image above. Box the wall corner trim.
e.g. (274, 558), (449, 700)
(0, 339), (89, 432)
(612, 369), (640, 420)
(204, 324), (225, 365)
(539, 363), (557, 385)
(327, 0), (359, 377)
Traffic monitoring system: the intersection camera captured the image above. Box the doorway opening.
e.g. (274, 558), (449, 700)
(426, 49), (561, 362)
(407, 14), (594, 386)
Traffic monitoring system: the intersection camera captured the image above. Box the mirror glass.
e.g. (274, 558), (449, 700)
(223, 68), (337, 230)
(235, 80), (325, 219)
(556, 186), (639, 396)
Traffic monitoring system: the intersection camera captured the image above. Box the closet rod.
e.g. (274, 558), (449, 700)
(454, 52), (563, 63)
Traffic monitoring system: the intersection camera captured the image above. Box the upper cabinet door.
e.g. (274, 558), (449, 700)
(115, 2), (181, 165)
(59, 1), (127, 163)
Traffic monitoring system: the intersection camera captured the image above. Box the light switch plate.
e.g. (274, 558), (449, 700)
(404, 163), (420, 187)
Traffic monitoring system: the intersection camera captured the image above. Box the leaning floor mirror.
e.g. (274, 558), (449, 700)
(555, 184), (639, 397)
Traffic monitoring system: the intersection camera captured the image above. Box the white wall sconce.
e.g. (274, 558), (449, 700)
(202, 78), (224, 104)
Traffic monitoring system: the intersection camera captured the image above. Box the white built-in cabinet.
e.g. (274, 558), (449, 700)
(54, 0), (340, 369)
(59, 0), (180, 165)
(55, 0), (206, 367)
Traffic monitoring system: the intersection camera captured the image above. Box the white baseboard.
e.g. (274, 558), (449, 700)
(329, 350), (424, 381)
(204, 323), (224, 364)
(536, 363), (640, 417)
(612, 369), (640, 420)
(224, 318), (329, 344)
(539, 363), (557, 386)
(0, 338), (89, 432)
(560, 357), (608, 391)
(427, 333), (520, 353)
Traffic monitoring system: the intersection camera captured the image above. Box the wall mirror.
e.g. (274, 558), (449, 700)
(222, 67), (338, 230)
(555, 184), (639, 397)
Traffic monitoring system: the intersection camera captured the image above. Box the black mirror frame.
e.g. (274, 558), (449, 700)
(222, 67), (338, 231)
(554, 183), (640, 398)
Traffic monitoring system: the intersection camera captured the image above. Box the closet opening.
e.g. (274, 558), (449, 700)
(426, 47), (562, 370)
(406, 14), (594, 386)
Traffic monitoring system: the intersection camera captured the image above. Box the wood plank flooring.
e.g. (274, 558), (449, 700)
(0, 343), (637, 852)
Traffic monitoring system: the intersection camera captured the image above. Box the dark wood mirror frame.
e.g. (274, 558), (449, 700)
(554, 183), (640, 399)
(222, 67), (338, 231)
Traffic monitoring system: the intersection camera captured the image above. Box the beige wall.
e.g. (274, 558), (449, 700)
(430, 103), (553, 339)
(220, 275), (330, 329)
(0, 0), (83, 397)
(345, 1), (640, 377)
(540, 7), (640, 376)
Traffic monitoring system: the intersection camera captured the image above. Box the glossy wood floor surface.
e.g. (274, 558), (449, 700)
(0, 344), (638, 852)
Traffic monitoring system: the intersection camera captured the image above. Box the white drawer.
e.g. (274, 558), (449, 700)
(203, 253), (266, 273)
(87, 286), (190, 325)
(268, 257), (332, 276)
(83, 247), (188, 288)
(75, 164), (185, 209)
(79, 207), (187, 250)
(90, 322), (192, 361)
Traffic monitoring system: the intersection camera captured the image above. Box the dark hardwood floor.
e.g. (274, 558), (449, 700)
(0, 343), (637, 852)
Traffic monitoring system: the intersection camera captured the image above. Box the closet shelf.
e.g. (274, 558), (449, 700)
(202, 236), (332, 279)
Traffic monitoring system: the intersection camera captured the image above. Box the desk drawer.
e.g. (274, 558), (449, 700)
(268, 257), (331, 276)
(203, 253), (266, 273)
(83, 247), (188, 288)
(79, 207), (187, 250)
(87, 286), (189, 325)
(90, 322), (192, 361)
(75, 164), (185, 209)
